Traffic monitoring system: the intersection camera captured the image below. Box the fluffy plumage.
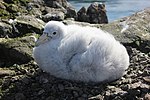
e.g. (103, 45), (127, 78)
(33, 21), (129, 83)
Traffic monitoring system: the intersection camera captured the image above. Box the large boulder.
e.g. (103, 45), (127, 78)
(43, 0), (77, 19)
(0, 15), (45, 38)
(42, 11), (65, 22)
(87, 2), (108, 24)
(77, 7), (89, 22)
(77, 2), (108, 24)
(0, 36), (35, 67)
(15, 15), (45, 34)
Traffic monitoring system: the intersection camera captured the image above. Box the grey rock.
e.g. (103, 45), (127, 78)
(121, 84), (130, 91)
(144, 94), (150, 100)
(128, 89), (141, 96)
(16, 15), (45, 34)
(0, 2), (6, 9)
(121, 78), (132, 84)
(82, 94), (88, 98)
(87, 2), (108, 24)
(77, 7), (89, 22)
(65, 6), (77, 19)
(21, 77), (29, 84)
(1, 79), (11, 89)
(73, 91), (79, 97)
(44, 0), (67, 8)
(0, 21), (12, 38)
(15, 93), (26, 100)
(143, 76), (150, 83)
(76, 2), (108, 24)
(58, 84), (64, 91)
(0, 36), (35, 66)
(42, 11), (65, 22)
(7, 4), (19, 13)
(44, 0), (77, 19)
(0, 68), (15, 76)
(38, 75), (49, 84)
(38, 89), (45, 95)
(88, 94), (103, 100)
(46, 96), (55, 100)
(130, 82), (142, 89)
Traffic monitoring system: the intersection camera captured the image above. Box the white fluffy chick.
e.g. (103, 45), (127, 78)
(33, 21), (129, 83)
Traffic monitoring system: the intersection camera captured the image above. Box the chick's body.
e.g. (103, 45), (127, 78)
(33, 21), (129, 83)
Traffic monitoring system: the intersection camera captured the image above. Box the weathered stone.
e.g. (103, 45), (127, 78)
(43, 0), (76, 19)
(1, 16), (44, 38)
(76, 2), (108, 24)
(128, 89), (141, 96)
(121, 78), (132, 84)
(7, 4), (19, 13)
(58, 84), (64, 91)
(16, 15), (45, 34)
(15, 93), (26, 100)
(65, 6), (77, 19)
(3, 0), (15, 4)
(144, 94), (150, 100)
(44, 0), (70, 9)
(0, 21), (12, 38)
(0, 68), (15, 76)
(143, 76), (150, 83)
(87, 2), (108, 24)
(38, 89), (45, 95)
(42, 7), (62, 15)
(73, 91), (79, 97)
(88, 94), (103, 100)
(77, 7), (89, 22)
(0, 36), (35, 66)
(0, 1), (6, 9)
(42, 11), (65, 22)
(21, 77), (30, 84)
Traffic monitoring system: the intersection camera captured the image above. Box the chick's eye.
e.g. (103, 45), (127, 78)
(53, 32), (57, 35)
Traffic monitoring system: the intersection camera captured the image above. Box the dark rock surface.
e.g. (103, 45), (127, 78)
(0, 47), (149, 100)
(15, 15), (45, 34)
(0, 15), (45, 38)
(0, 21), (12, 38)
(42, 11), (65, 21)
(77, 2), (108, 24)
(0, 36), (35, 66)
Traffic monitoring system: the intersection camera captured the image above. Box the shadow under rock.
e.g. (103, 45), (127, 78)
(0, 36), (35, 67)
(0, 44), (32, 67)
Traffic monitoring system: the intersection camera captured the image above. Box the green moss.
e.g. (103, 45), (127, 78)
(4, 0), (31, 5)
(0, 8), (10, 17)
(7, 4), (19, 13)
(19, 0), (31, 5)
(0, 0), (32, 19)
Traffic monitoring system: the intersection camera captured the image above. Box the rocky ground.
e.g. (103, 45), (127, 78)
(0, 0), (150, 100)
(0, 47), (149, 100)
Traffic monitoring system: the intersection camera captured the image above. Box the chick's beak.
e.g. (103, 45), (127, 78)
(35, 33), (51, 47)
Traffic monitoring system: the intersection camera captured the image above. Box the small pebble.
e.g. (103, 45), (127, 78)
(38, 89), (45, 95)
(58, 84), (64, 91)
(144, 94), (150, 100)
(15, 93), (26, 100)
